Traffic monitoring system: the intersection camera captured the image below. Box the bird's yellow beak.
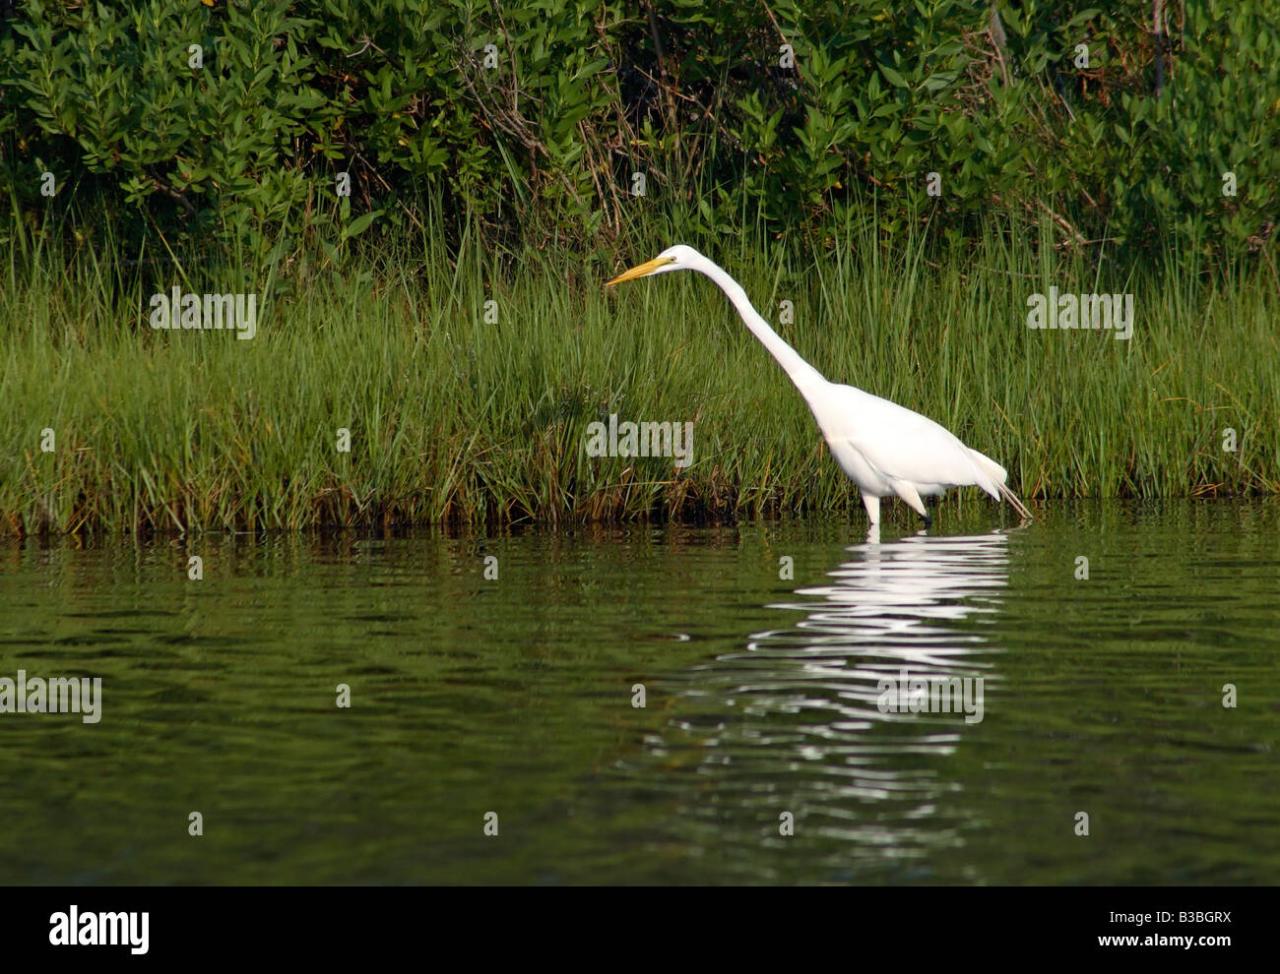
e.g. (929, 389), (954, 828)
(605, 256), (675, 287)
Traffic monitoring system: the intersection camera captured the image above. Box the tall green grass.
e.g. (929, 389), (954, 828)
(3, 211), (1277, 536)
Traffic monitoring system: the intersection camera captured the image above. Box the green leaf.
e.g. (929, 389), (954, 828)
(880, 64), (910, 89)
(342, 209), (383, 240)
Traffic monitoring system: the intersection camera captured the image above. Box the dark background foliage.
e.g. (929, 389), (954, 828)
(1, 0), (1276, 267)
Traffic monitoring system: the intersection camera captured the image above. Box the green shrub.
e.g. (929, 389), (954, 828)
(1, 1), (1275, 266)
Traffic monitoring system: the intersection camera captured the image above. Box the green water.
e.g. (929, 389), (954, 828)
(1, 501), (1277, 884)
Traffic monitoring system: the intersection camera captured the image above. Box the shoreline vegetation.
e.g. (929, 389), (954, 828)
(3, 217), (1277, 537)
(2, 1), (1277, 535)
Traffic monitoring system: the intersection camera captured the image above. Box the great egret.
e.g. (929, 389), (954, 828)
(605, 245), (1032, 526)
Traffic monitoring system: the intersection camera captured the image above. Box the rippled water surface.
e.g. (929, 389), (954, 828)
(1, 501), (1277, 884)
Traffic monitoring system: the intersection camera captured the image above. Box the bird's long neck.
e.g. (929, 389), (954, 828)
(699, 261), (828, 398)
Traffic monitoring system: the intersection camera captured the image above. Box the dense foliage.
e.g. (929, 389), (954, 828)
(2, 0), (1277, 265)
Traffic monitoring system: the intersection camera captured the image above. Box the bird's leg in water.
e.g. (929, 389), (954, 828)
(922, 495), (939, 529)
(861, 493), (881, 526)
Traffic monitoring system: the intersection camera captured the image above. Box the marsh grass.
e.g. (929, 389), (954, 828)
(3, 209), (1277, 536)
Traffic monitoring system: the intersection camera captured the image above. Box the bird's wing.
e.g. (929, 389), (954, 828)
(819, 384), (1003, 500)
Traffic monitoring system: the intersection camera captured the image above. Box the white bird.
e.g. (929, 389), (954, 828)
(605, 244), (1032, 527)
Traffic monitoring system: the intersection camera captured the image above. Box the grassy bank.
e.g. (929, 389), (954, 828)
(3, 217), (1278, 536)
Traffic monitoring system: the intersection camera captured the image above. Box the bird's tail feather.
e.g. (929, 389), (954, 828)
(965, 448), (1007, 502)
(998, 482), (1033, 522)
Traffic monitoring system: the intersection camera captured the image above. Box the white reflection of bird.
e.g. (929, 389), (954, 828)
(606, 245), (1032, 527)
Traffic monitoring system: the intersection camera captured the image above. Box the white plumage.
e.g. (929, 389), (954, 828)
(606, 244), (1031, 526)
